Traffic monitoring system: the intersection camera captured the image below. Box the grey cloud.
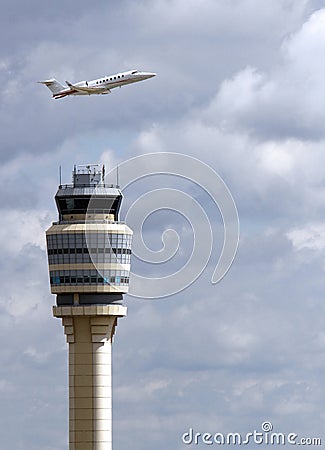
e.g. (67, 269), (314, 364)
(0, 0), (314, 163)
(1, 1), (325, 449)
(202, 9), (325, 140)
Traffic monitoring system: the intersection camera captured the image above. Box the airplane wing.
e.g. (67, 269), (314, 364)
(65, 81), (110, 94)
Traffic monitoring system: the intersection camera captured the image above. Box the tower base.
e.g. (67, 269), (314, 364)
(53, 305), (127, 450)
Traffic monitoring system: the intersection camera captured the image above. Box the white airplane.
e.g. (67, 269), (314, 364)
(38, 69), (156, 99)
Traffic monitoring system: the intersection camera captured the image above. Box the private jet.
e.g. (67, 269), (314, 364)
(38, 69), (156, 99)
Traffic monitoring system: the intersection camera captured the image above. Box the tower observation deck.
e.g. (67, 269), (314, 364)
(45, 164), (133, 450)
(46, 164), (132, 305)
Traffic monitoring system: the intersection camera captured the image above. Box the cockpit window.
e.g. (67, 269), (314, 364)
(131, 70), (138, 74)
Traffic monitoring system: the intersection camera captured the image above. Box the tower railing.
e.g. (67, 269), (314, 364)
(58, 183), (120, 189)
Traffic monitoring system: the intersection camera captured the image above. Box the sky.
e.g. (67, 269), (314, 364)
(1, 0), (325, 448)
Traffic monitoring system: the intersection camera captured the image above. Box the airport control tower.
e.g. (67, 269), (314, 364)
(46, 164), (132, 450)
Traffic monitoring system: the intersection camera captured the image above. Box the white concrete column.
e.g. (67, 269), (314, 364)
(53, 305), (127, 450)
(91, 316), (116, 450)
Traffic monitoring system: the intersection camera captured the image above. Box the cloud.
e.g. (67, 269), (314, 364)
(0, 0), (314, 163)
(1, 1), (325, 449)
(287, 222), (325, 252)
(202, 8), (325, 139)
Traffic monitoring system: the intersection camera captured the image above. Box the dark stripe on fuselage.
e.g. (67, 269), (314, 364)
(53, 89), (78, 99)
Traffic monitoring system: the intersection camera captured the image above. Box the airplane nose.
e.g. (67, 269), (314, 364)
(142, 72), (156, 79)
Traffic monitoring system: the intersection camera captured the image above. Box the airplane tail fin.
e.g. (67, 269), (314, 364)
(38, 79), (65, 95)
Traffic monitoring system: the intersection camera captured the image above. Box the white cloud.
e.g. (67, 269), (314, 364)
(0, 209), (48, 253)
(287, 223), (325, 251)
(257, 141), (295, 176)
(200, 8), (325, 139)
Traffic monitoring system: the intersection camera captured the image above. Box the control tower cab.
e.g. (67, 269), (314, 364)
(46, 164), (133, 306)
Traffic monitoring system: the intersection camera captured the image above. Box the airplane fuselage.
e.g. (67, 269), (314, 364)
(39, 70), (156, 99)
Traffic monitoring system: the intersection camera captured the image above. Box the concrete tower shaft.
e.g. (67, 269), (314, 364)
(45, 164), (132, 450)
